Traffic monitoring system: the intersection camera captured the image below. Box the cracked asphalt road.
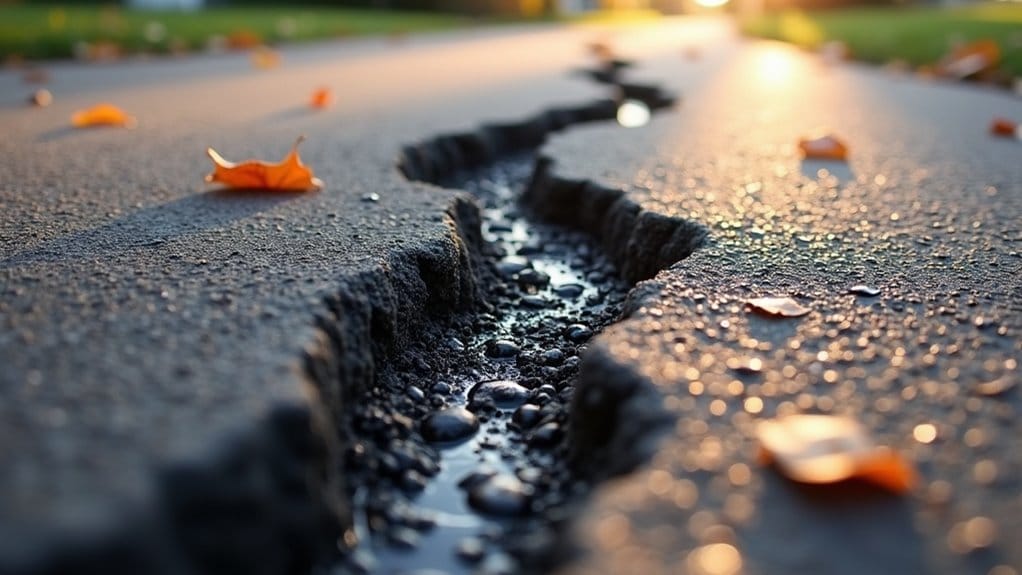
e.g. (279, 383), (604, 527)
(1, 14), (1020, 574)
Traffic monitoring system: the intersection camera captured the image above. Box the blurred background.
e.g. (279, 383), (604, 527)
(1, 0), (1020, 82)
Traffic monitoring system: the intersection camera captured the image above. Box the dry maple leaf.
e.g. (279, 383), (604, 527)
(746, 296), (810, 318)
(71, 103), (136, 128)
(205, 136), (323, 192)
(798, 134), (848, 161)
(990, 118), (1018, 138)
(309, 87), (333, 109)
(757, 414), (917, 493)
(938, 39), (1000, 79)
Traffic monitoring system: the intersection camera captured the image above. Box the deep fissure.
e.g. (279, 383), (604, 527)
(316, 70), (707, 574)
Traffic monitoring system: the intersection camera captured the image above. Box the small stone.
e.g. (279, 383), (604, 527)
(421, 407), (479, 444)
(564, 324), (593, 343)
(512, 404), (542, 429)
(405, 385), (425, 401)
(469, 379), (530, 410)
(849, 285), (881, 297)
(520, 295), (548, 309)
(540, 349), (564, 366)
(458, 466), (497, 490)
(467, 475), (533, 516)
(553, 283), (585, 298)
(515, 268), (550, 287)
(455, 537), (487, 564)
(529, 422), (561, 447)
(361, 192), (380, 202)
(486, 339), (520, 360)
(387, 526), (420, 549)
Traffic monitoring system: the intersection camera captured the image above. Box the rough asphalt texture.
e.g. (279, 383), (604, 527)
(0, 19), (710, 573)
(1, 16), (1020, 575)
(538, 41), (1022, 575)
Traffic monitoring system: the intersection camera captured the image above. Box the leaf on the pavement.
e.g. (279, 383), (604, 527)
(71, 103), (136, 128)
(227, 30), (263, 50)
(205, 136), (323, 192)
(309, 87), (333, 109)
(746, 297), (810, 318)
(990, 118), (1018, 138)
(938, 39), (1000, 79)
(29, 89), (52, 108)
(973, 375), (1016, 397)
(757, 414), (917, 493)
(798, 134), (848, 161)
(588, 39), (615, 62)
(251, 47), (281, 70)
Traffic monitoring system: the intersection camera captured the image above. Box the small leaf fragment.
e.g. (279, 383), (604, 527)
(309, 87), (333, 109)
(71, 103), (136, 128)
(757, 414), (917, 493)
(205, 136), (323, 192)
(799, 134), (848, 161)
(938, 39), (1000, 79)
(990, 118), (1018, 138)
(746, 296), (810, 318)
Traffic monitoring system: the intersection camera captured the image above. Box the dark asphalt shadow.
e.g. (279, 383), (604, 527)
(741, 472), (928, 575)
(1, 188), (302, 267)
(37, 126), (80, 143)
(801, 159), (855, 186)
(262, 105), (322, 124)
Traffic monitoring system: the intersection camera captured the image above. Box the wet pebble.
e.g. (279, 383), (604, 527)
(529, 422), (561, 447)
(512, 404), (542, 429)
(456, 537), (487, 564)
(519, 295), (548, 309)
(485, 339), (520, 359)
(469, 379), (530, 410)
(421, 407), (479, 443)
(849, 284), (881, 297)
(458, 466), (498, 490)
(405, 385), (425, 402)
(515, 268), (550, 287)
(564, 324), (593, 343)
(430, 382), (451, 395)
(467, 474), (533, 516)
(541, 348), (564, 366)
(553, 283), (585, 298)
(495, 258), (529, 277)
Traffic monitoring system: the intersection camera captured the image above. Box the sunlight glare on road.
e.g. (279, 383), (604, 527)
(617, 99), (652, 128)
(753, 44), (799, 88)
(695, 0), (731, 8)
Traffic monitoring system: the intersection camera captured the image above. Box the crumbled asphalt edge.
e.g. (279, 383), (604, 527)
(318, 79), (709, 571)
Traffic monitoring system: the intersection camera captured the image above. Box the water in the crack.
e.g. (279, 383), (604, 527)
(342, 156), (630, 575)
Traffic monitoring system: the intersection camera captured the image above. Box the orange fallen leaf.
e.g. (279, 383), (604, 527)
(757, 414), (916, 493)
(309, 87), (333, 109)
(71, 103), (136, 128)
(938, 39), (1000, 79)
(799, 134), (848, 161)
(227, 29), (263, 50)
(251, 47), (281, 70)
(205, 136), (323, 192)
(990, 118), (1018, 138)
(746, 297), (810, 318)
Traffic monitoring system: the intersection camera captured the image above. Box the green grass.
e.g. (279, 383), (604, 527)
(740, 3), (1022, 77)
(0, 4), (472, 60)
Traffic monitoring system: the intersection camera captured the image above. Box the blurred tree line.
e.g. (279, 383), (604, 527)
(13, 0), (561, 14)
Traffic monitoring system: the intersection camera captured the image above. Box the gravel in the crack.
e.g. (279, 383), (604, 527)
(467, 474), (533, 516)
(468, 380), (530, 411)
(485, 339), (521, 359)
(348, 156), (633, 573)
(421, 407), (479, 443)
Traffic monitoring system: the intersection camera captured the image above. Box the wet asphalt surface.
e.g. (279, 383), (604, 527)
(2, 14), (1021, 575)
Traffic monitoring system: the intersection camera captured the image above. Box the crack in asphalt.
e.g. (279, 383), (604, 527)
(322, 65), (710, 574)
